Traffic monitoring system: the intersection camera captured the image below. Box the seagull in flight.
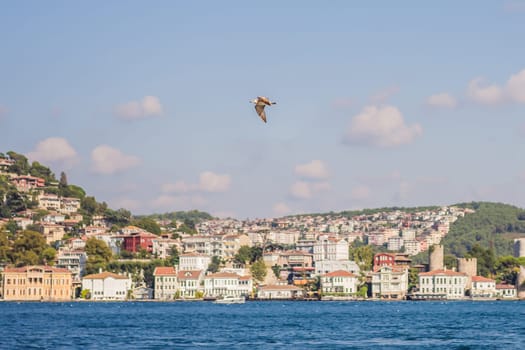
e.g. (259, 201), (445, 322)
(250, 96), (276, 123)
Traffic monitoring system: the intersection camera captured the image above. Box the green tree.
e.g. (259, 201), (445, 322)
(133, 217), (161, 235)
(6, 151), (29, 175)
(42, 247), (57, 265)
(85, 238), (113, 274)
(250, 259), (267, 283)
(59, 171), (68, 188)
(466, 244), (496, 277)
(0, 231), (11, 264)
(29, 161), (55, 183)
(350, 245), (374, 271)
(166, 246), (179, 266)
(5, 190), (26, 213)
(234, 245), (252, 265)
(11, 230), (48, 266)
(207, 256), (222, 273)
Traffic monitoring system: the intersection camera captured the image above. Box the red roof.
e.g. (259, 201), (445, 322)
(154, 267), (177, 276)
(177, 270), (202, 280)
(471, 276), (494, 283)
(4, 265), (71, 273)
(322, 270), (357, 278)
(205, 272), (240, 279)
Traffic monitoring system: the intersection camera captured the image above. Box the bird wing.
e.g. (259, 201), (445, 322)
(255, 105), (267, 123)
(257, 96), (271, 105)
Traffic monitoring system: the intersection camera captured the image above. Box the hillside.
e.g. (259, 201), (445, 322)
(443, 202), (525, 257)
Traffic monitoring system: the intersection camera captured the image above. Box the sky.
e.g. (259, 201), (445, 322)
(1, 1), (525, 219)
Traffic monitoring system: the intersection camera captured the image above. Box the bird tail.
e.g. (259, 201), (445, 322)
(271, 102), (277, 105)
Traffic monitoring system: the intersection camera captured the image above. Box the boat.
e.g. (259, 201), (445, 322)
(213, 295), (245, 304)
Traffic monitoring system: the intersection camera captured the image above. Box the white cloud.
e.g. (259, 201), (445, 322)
(273, 202), (291, 216)
(426, 93), (457, 108)
(295, 160), (329, 180)
(506, 69), (525, 103)
(467, 78), (504, 104)
(289, 180), (330, 200)
(198, 171), (231, 192)
(290, 181), (312, 199)
(162, 171), (231, 194)
(343, 105), (422, 147)
(370, 85), (399, 104)
(351, 185), (370, 201)
(90, 145), (141, 174)
(161, 181), (193, 193)
(27, 137), (78, 166)
(114, 95), (163, 120)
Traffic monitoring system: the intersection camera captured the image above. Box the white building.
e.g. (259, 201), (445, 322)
(56, 250), (87, 282)
(314, 260), (360, 276)
(418, 269), (467, 300)
(321, 270), (359, 296)
(204, 272), (252, 298)
(179, 253), (211, 271)
(387, 237), (404, 251)
(256, 285), (304, 300)
(403, 240), (420, 256)
(471, 276), (496, 298)
(371, 266), (408, 300)
(495, 283), (517, 299)
(82, 272), (132, 300)
(177, 270), (204, 298)
(153, 266), (178, 300)
(313, 236), (349, 262)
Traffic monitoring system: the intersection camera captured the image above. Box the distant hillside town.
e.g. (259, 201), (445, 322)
(1, 151), (525, 302)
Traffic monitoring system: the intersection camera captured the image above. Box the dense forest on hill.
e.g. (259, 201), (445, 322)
(443, 202), (525, 257)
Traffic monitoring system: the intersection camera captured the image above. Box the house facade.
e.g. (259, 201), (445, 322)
(177, 270), (203, 298)
(204, 272), (252, 298)
(418, 269), (468, 300)
(471, 276), (496, 298)
(371, 266), (408, 300)
(321, 270), (359, 296)
(153, 266), (178, 300)
(256, 284), (304, 300)
(2, 265), (72, 301)
(82, 272), (132, 300)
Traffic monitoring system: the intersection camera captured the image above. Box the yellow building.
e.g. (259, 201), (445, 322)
(2, 265), (72, 301)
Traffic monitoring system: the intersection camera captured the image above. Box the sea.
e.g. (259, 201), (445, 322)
(0, 301), (523, 349)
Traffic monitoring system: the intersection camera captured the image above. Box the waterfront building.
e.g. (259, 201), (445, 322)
(495, 283), (517, 299)
(314, 260), (360, 276)
(370, 265), (408, 300)
(153, 266), (178, 300)
(418, 269), (467, 300)
(470, 276), (496, 298)
(256, 284), (304, 300)
(2, 265), (72, 301)
(204, 272), (252, 298)
(82, 271), (132, 300)
(320, 270), (359, 296)
(177, 270), (204, 298)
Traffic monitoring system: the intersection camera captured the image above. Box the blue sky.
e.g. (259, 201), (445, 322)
(1, 1), (525, 219)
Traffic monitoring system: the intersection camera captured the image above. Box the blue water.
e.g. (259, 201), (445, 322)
(0, 301), (523, 349)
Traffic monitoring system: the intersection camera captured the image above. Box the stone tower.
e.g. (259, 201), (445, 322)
(457, 257), (477, 289)
(514, 238), (525, 258)
(518, 266), (525, 300)
(429, 244), (444, 272)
